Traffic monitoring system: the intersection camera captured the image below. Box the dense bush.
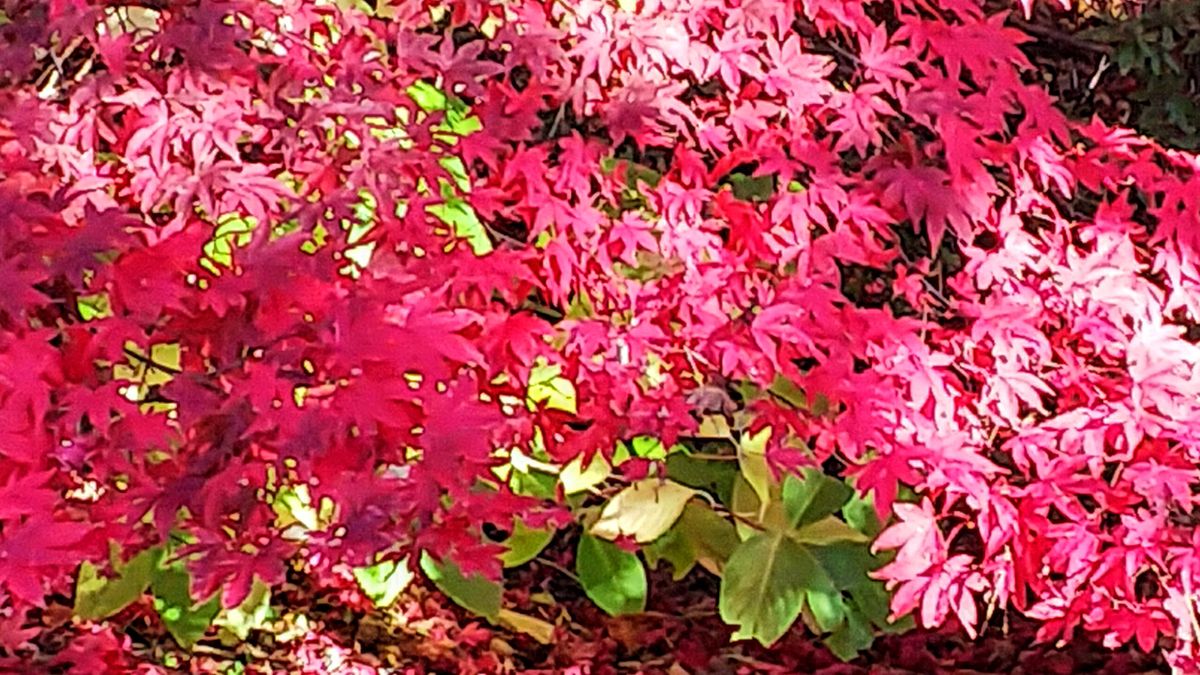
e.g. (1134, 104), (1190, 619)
(2, 0), (1200, 671)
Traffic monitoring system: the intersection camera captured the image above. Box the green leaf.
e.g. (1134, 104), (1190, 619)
(737, 427), (774, 510)
(645, 501), (742, 579)
(201, 213), (256, 273)
(511, 467), (558, 499)
(353, 557), (415, 608)
(497, 608), (555, 644)
(151, 564), (221, 649)
(848, 580), (893, 628)
(590, 478), (696, 543)
(214, 579), (272, 643)
(728, 173), (776, 202)
(627, 436), (677, 459)
(438, 155), (472, 192)
(419, 552), (502, 621)
(407, 81), (448, 111)
(696, 414), (733, 439)
(527, 362), (577, 414)
(805, 587), (847, 633)
(499, 521), (554, 568)
(730, 474), (764, 540)
(665, 453), (738, 506)
(823, 605), (875, 660)
(767, 375), (808, 409)
(559, 453), (610, 494)
(842, 492), (883, 537)
(439, 107), (482, 138)
(782, 469), (852, 528)
(676, 501), (740, 575)
(272, 484), (322, 531)
(718, 531), (837, 646)
(575, 533), (646, 616)
(790, 516), (868, 545)
(808, 542), (878, 590)
(643, 525), (696, 581)
(428, 192), (493, 255)
(77, 292), (113, 321)
(74, 546), (164, 621)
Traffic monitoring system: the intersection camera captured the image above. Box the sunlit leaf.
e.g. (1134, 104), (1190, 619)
(590, 478), (696, 543)
(576, 533), (646, 616)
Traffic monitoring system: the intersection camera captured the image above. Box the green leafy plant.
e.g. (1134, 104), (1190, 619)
(75, 540), (274, 649)
(479, 412), (910, 658)
(1082, 1), (1200, 148)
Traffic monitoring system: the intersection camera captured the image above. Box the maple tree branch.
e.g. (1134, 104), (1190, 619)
(792, 21), (863, 68)
(892, 247), (953, 310)
(123, 347), (183, 375)
(684, 452), (737, 461)
(483, 221), (528, 248)
(521, 298), (563, 322)
(711, 505), (766, 532)
(1010, 19), (1112, 56)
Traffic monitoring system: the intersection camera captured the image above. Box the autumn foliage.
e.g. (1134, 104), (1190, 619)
(2, 0), (1200, 671)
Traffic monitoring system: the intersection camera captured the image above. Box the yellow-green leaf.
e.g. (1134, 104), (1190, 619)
(790, 516), (869, 545)
(738, 427), (774, 509)
(497, 608), (556, 644)
(560, 453), (610, 494)
(527, 362), (577, 414)
(500, 521), (555, 568)
(591, 479), (696, 544)
(718, 531), (836, 646)
(353, 557), (414, 608)
(214, 579), (272, 643)
(74, 546), (164, 621)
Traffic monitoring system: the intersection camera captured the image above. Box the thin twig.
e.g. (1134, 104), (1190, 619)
(482, 221), (527, 248)
(1010, 18), (1113, 56)
(640, 609), (716, 621)
(536, 556), (581, 584)
(684, 453), (738, 461)
(547, 102), (568, 138)
(123, 347), (183, 375)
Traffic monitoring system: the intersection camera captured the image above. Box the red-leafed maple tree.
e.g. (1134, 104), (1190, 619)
(1, 0), (1199, 671)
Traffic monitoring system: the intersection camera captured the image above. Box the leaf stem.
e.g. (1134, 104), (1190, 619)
(535, 556), (581, 584)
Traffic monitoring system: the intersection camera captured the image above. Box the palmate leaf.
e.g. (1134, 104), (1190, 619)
(644, 501), (740, 578)
(719, 530), (837, 646)
(782, 469), (853, 528)
(21, 0), (1200, 664)
(719, 528), (885, 649)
